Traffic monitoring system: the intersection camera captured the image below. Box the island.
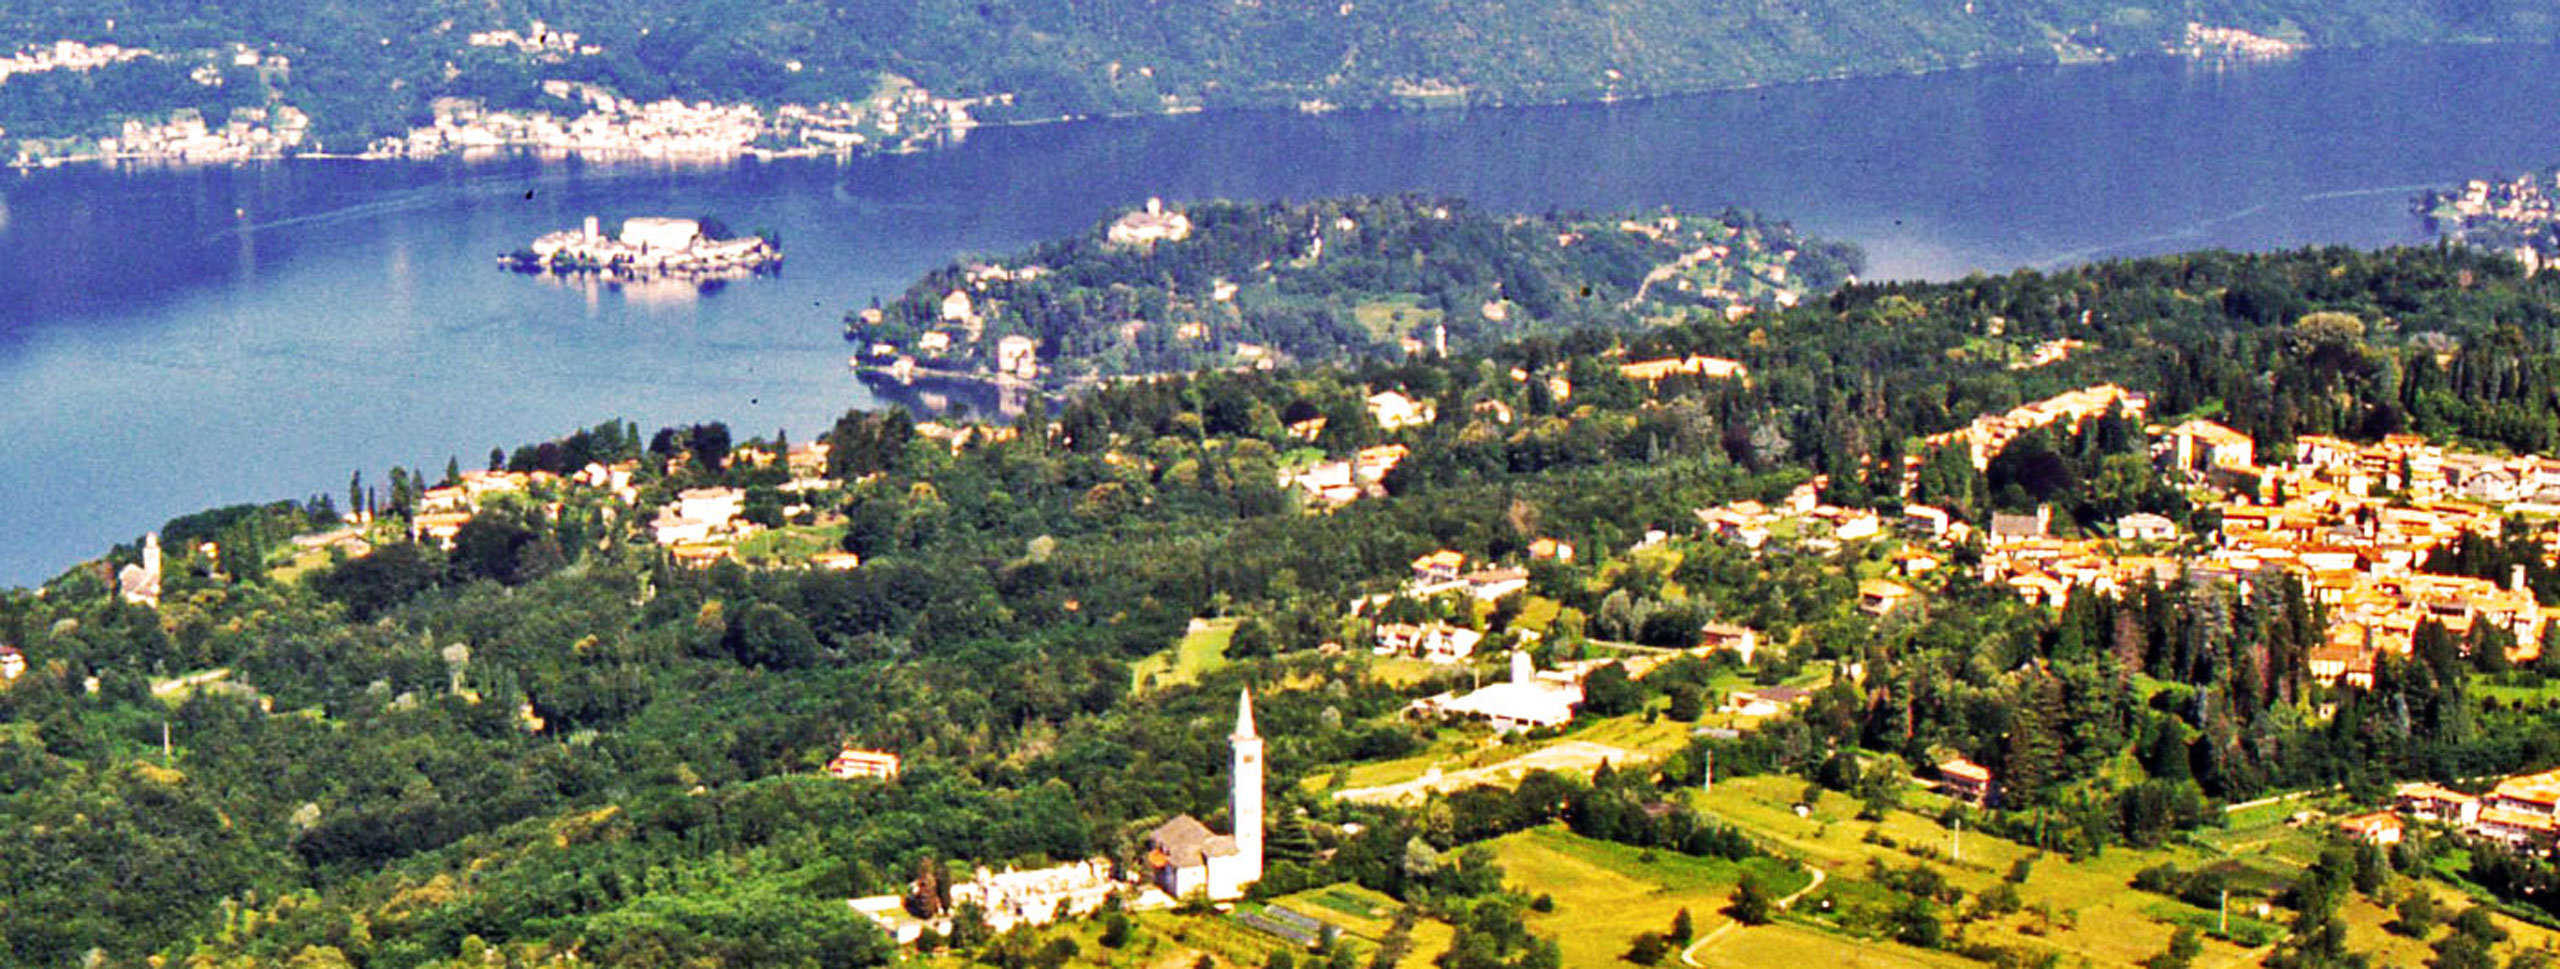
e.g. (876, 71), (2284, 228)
(501, 215), (780, 280)
(842, 195), (1858, 395)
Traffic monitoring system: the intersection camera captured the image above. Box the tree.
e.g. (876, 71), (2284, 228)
(1890, 895), (1942, 948)
(729, 602), (821, 670)
(1579, 663), (1643, 717)
(2142, 925), (2202, 969)
(1100, 911), (1133, 948)
(1729, 877), (1774, 925)
(1624, 931), (1667, 966)
(1665, 684), (1703, 722)
(1668, 907), (1694, 943)
(906, 858), (945, 918)
(1230, 619), (1275, 659)
(2392, 891), (2441, 938)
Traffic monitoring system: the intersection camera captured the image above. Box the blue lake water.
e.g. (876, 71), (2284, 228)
(5, 44), (2560, 584)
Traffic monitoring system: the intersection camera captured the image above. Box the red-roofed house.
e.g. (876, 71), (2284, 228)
(1939, 757), (1995, 806)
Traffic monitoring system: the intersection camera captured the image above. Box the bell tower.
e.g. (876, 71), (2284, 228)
(1232, 688), (1265, 884)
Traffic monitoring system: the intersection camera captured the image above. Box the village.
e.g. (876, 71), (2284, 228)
(368, 76), (984, 161)
(4, 25), (985, 166)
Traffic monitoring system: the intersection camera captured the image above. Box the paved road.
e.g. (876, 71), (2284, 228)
(1680, 865), (1827, 967)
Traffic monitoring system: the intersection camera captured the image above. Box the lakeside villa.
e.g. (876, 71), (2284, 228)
(503, 215), (780, 279)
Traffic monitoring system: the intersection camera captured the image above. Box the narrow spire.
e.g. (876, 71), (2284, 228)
(1234, 687), (1258, 741)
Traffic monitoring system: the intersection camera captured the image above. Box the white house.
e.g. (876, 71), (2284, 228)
(1108, 197), (1194, 246)
(650, 510), (714, 546)
(1428, 652), (1582, 732)
(2116, 512), (2179, 542)
(1366, 390), (1435, 431)
(995, 334), (1039, 378)
(677, 487), (744, 526)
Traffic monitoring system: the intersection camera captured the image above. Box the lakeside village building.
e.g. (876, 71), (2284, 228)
(850, 691), (1265, 943)
(513, 216), (779, 278)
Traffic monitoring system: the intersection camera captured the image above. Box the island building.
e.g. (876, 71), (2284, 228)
(1145, 689), (1265, 900)
(515, 216), (778, 277)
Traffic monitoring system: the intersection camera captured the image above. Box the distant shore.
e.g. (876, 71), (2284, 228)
(4, 41), (2340, 172)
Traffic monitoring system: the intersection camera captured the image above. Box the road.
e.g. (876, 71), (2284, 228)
(1680, 865), (1827, 967)
(1332, 740), (1637, 805)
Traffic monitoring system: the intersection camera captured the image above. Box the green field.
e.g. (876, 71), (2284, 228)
(1486, 825), (1804, 968)
(730, 522), (848, 566)
(1351, 297), (1444, 343)
(1131, 618), (1238, 692)
(1695, 922), (1973, 969)
(1267, 884), (1453, 969)
(1685, 775), (2263, 967)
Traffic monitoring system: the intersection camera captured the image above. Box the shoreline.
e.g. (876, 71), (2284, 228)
(4, 41), (2418, 173)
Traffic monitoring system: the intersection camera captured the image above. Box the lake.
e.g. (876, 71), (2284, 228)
(6, 44), (2560, 584)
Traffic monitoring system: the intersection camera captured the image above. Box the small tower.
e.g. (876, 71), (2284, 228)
(1231, 688), (1265, 886)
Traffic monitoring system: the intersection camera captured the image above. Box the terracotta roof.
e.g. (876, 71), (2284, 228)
(1939, 757), (1992, 783)
(1147, 814), (1237, 868)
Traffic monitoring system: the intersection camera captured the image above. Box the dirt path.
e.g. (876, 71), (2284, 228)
(1680, 866), (1827, 967)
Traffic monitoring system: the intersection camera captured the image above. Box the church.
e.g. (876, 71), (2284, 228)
(1144, 688), (1264, 901)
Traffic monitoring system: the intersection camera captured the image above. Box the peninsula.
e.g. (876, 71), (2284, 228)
(2416, 168), (2560, 271)
(843, 195), (1858, 393)
(501, 215), (780, 280)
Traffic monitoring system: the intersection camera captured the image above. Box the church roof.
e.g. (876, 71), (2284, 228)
(1147, 814), (1238, 868)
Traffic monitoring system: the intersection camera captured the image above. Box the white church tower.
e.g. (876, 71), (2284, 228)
(1232, 688), (1265, 886)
